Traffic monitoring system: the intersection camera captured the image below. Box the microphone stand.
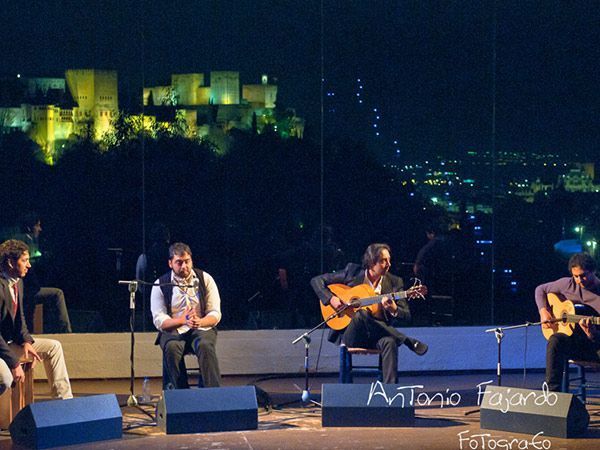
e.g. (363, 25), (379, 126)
(464, 320), (543, 416)
(275, 303), (354, 409)
(117, 280), (155, 426)
(117, 279), (196, 411)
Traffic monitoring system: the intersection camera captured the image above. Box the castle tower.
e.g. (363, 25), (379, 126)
(65, 69), (118, 139)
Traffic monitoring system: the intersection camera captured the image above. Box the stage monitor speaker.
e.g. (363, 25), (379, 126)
(9, 394), (122, 449)
(157, 386), (258, 434)
(322, 383), (415, 427)
(480, 385), (589, 438)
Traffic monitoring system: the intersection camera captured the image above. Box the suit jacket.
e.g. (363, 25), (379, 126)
(310, 263), (410, 342)
(0, 277), (33, 368)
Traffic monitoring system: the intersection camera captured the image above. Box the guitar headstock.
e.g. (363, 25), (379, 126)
(407, 280), (427, 300)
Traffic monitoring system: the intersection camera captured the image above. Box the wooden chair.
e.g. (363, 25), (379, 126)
(0, 357), (35, 429)
(33, 304), (43, 334)
(562, 359), (600, 405)
(339, 345), (383, 383)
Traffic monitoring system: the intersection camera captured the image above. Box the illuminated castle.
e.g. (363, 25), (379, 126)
(143, 71), (303, 144)
(0, 68), (303, 161)
(0, 70), (118, 162)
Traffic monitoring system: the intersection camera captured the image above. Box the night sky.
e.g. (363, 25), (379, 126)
(1, 1), (598, 160)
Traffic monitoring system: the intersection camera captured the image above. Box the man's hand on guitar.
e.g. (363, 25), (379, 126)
(381, 296), (398, 315)
(329, 296), (345, 311)
(579, 317), (598, 340)
(539, 308), (556, 330)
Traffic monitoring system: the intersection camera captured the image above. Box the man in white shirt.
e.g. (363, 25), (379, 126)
(151, 242), (221, 388)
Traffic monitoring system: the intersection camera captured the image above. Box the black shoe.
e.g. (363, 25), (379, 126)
(407, 338), (428, 356)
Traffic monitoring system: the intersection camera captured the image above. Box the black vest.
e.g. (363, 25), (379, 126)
(157, 268), (207, 316)
(155, 268), (208, 344)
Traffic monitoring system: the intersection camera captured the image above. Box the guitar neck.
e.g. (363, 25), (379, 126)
(564, 314), (600, 325)
(352, 290), (407, 308)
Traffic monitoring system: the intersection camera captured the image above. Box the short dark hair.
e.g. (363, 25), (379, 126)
(362, 243), (391, 269)
(169, 242), (192, 259)
(568, 252), (596, 272)
(18, 212), (41, 233)
(0, 239), (29, 271)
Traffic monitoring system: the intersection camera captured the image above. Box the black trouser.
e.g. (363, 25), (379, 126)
(343, 310), (408, 384)
(24, 287), (72, 333)
(160, 328), (221, 389)
(546, 329), (600, 391)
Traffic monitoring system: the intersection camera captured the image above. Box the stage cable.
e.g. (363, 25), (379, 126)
(139, 0), (147, 332)
(490, 0), (498, 324)
(522, 324), (529, 387)
(315, 0), (326, 373)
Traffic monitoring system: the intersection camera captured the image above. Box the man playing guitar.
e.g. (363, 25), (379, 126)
(536, 252), (600, 391)
(311, 243), (428, 384)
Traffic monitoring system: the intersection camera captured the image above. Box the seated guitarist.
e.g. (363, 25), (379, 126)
(536, 252), (600, 391)
(311, 243), (428, 384)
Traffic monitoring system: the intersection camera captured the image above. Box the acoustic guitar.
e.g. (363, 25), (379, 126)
(319, 283), (426, 331)
(542, 292), (600, 340)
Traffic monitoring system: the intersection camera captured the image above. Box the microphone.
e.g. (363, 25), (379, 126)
(193, 278), (200, 294)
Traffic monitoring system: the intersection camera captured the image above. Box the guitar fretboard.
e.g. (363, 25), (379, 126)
(563, 314), (600, 325)
(349, 290), (408, 307)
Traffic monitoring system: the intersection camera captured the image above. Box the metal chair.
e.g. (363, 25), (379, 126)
(562, 359), (600, 404)
(162, 352), (203, 389)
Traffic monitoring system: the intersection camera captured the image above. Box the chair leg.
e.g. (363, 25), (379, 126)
(579, 365), (587, 403)
(339, 347), (352, 384)
(561, 360), (569, 393)
(377, 355), (383, 382)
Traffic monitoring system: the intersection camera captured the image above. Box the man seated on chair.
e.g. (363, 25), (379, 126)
(0, 240), (72, 398)
(536, 252), (600, 391)
(311, 242), (428, 384)
(151, 242), (221, 389)
(13, 213), (72, 333)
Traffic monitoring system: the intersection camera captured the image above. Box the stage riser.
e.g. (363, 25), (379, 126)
(32, 326), (548, 379)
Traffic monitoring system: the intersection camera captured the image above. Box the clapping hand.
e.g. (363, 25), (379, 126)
(184, 305), (202, 329)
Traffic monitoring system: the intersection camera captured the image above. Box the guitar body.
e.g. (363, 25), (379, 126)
(543, 293), (576, 340)
(543, 292), (600, 340)
(319, 284), (382, 331)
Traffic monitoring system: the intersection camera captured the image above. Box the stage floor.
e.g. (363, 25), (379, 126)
(1, 372), (599, 449)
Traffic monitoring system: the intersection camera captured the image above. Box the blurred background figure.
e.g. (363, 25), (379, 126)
(14, 213), (72, 333)
(136, 223), (171, 331)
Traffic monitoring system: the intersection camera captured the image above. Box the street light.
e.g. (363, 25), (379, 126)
(587, 240), (598, 257)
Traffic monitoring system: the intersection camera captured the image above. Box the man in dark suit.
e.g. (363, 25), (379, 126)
(0, 240), (72, 398)
(311, 243), (428, 383)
